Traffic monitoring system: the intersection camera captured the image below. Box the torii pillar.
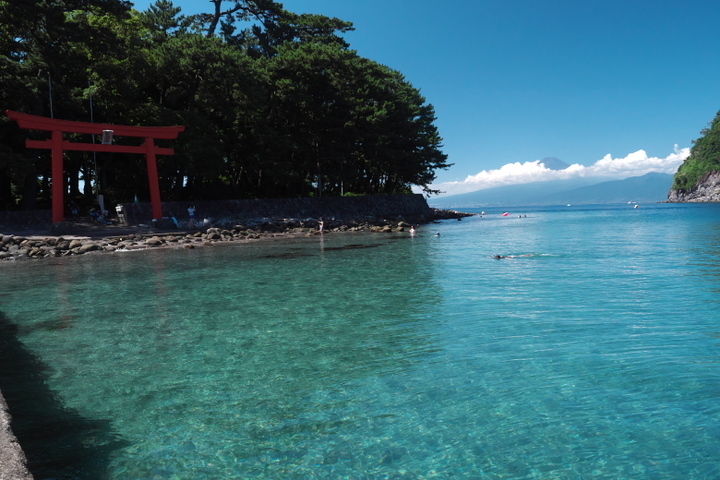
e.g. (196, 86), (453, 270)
(6, 110), (185, 223)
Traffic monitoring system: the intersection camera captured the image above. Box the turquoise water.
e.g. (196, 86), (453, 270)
(2, 203), (720, 479)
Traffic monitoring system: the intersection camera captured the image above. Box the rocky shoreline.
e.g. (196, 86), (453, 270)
(0, 208), (473, 262)
(667, 171), (720, 203)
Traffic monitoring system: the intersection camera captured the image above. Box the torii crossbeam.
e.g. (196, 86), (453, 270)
(6, 110), (185, 223)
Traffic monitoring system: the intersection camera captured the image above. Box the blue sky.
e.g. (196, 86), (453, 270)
(132, 0), (720, 196)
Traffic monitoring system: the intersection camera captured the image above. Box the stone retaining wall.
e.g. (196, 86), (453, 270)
(119, 194), (434, 226)
(0, 194), (434, 230)
(0, 210), (51, 230)
(0, 393), (32, 480)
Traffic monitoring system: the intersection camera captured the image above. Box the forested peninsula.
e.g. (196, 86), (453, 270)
(0, 0), (450, 213)
(669, 110), (720, 202)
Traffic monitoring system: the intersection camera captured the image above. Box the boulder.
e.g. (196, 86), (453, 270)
(146, 236), (164, 246)
(77, 243), (100, 254)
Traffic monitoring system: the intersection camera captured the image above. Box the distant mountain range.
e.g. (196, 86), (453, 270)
(430, 172), (674, 208)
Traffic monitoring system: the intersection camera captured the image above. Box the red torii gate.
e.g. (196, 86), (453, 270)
(5, 110), (185, 224)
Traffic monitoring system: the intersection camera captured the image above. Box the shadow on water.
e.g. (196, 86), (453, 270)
(259, 243), (384, 258)
(0, 312), (128, 480)
(259, 252), (315, 259)
(322, 243), (383, 251)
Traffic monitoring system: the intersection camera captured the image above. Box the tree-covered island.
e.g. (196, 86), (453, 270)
(0, 0), (451, 212)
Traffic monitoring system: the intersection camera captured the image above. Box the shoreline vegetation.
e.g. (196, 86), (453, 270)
(1, 2), (451, 206)
(0, 208), (473, 263)
(670, 110), (720, 194)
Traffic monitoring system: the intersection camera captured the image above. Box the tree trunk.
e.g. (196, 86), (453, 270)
(21, 171), (37, 210)
(0, 172), (13, 210)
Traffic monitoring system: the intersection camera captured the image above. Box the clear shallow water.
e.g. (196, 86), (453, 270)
(2, 203), (720, 479)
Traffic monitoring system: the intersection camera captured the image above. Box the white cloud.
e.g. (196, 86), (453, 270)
(430, 146), (690, 196)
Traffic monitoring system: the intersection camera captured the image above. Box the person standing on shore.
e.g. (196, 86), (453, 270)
(188, 205), (196, 228)
(319, 217), (324, 234)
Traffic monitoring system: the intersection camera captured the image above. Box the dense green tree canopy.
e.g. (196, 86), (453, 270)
(0, 0), (450, 211)
(672, 110), (720, 191)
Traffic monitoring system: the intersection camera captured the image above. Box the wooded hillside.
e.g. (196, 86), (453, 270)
(672, 110), (720, 192)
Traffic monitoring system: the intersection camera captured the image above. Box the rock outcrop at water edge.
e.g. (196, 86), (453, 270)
(667, 171), (720, 202)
